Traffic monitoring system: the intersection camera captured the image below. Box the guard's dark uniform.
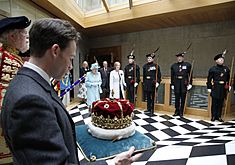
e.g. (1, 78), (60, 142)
(124, 55), (140, 103)
(171, 53), (192, 116)
(207, 54), (230, 121)
(143, 54), (161, 114)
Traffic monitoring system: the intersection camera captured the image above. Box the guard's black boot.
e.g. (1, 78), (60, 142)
(211, 117), (216, 121)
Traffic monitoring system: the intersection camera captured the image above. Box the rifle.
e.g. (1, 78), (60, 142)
(182, 42), (193, 114)
(130, 45), (138, 106)
(183, 59), (194, 113)
(153, 47), (160, 114)
(223, 52), (234, 120)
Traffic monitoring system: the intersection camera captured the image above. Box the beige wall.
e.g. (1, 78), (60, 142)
(88, 20), (235, 77)
(0, 0), (52, 22)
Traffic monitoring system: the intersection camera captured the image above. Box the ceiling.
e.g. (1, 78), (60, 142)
(31, 0), (235, 38)
(84, 2), (235, 38)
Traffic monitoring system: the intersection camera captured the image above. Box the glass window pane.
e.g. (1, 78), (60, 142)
(170, 86), (208, 110)
(187, 86), (208, 110)
(108, 0), (128, 6)
(156, 83), (164, 104)
(75, 0), (102, 12)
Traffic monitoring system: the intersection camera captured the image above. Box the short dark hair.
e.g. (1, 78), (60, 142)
(29, 18), (80, 57)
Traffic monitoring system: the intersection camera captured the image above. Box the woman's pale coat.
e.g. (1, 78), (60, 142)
(85, 71), (102, 106)
(109, 70), (126, 99)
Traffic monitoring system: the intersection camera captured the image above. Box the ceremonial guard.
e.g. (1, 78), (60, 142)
(0, 16), (30, 109)
(171, 52), (192, 117)
(124, 54), (140, 103)
(207, 53), (230, 122)
(0, 16), (30, 163)
(143, 53), (161, 114)
(99, 61), (112, 99)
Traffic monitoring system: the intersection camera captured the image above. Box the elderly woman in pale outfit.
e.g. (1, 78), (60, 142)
(109, 61), (126, 99)
(85, 63), (102, 110)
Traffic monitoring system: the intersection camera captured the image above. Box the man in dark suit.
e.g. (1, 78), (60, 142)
(1, 18), (141, 164)
(99, 61), (112, 99)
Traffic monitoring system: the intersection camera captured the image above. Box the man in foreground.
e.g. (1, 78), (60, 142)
(1, 18), (141, 164)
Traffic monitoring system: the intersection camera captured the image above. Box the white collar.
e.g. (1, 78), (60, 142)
(23, 62), (51, 85)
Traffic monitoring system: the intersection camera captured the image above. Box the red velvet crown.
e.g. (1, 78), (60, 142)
(92, 98), (134, 119)
(91, 98), (134, 129)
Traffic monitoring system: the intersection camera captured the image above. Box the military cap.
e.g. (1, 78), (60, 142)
(175, 52), (185, 57)
(146, 53), (155, 58)
(0, 16), (31, 34)
(214, 53), (224, 61)
(127, 54), (135, 59)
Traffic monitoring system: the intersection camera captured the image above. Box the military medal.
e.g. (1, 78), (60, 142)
(179, 65), (182, 72)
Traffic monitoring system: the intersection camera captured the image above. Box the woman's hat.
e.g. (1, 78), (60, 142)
(90, 63), (100, 70)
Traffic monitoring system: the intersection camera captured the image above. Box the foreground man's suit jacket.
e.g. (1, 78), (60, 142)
(1, 67), (79, 165)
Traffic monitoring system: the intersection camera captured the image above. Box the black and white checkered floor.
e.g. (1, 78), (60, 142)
(69, 104), (235, 165)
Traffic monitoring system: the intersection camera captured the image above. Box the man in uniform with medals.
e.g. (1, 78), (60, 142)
(207, 53), (230, 122)
(171, 52), (192, 117)
(143, 53), (161, 115)
(124, 54), (140, 104)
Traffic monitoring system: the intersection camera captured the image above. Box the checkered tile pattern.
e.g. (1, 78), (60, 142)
(69, 104), (235, 165)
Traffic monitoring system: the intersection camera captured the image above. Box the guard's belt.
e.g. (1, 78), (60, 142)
(128, 76), (132, 79)
(146, 76), (151, 79)
(176, 76), (183, 79)
(214, 81), (225, 84)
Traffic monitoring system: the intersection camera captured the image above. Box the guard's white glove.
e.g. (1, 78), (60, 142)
(187, 84), (192, 90)
(107, 146), (142, 165)
(134, 83), (138, 87)
(229, 86), (231, 91)
(99, 87), (103, 94)
(207, 89), (211, 93)
(156, 82), (159, 88)
(171, 85), (174, 90)
(234, 91), (235, 95)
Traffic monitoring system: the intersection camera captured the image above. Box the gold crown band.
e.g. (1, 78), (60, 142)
(91, 113), (133, 129)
